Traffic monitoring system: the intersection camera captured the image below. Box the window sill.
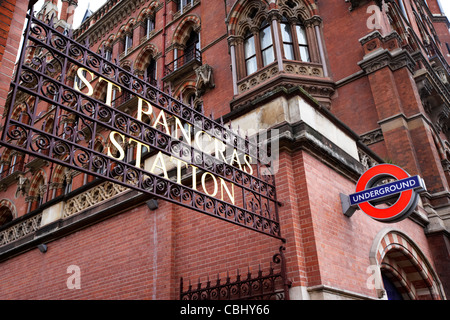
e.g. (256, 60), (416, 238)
(237, 60), (325, 95)
(232, 60), (334, 111)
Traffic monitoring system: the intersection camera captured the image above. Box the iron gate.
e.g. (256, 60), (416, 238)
(180, 247), (291, 300)
(0, 10), (283, 240)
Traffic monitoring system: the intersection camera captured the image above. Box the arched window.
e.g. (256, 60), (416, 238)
(146, 57), (157, 86)
(281, 17), (295, 60)
(280, 17), (310, 62)
(296, 23), (310, 62)
(228, 0), (326, 88)
(243, 20), (275, 76)
(244, 30), (257, 76)
(259, 20), (274, 67)
(124, 32), (133, 55)
(166, 15), (202, 78)
(185, 30), (200, 63)
(2, 151), (24, 176)
(146, 16), (155, 39)
(0, 205), (13, 226)
(8, 153), (18, 175)
(28, 172), (46, 212)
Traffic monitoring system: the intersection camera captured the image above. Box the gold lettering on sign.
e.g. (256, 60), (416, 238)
(74, 67), (256, 206)
(98, 78), (122, 107)
(74, 67), (94, 96)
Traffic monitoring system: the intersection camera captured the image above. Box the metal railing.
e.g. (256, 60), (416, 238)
(164, 48), (201, 76)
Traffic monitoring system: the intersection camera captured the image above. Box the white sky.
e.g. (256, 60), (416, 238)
(440, 1), (450, 18)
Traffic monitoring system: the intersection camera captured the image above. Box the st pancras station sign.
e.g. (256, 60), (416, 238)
(0, 12), (282, 240)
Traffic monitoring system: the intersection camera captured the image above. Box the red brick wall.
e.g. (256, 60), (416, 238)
(300, 151), (438, 297)
(0, 145), (443, 299)
(0, 204), (156, 299)
(332, 77), (379, 136)
(0, 0), (447, 300)
(0, 0), (27, 117)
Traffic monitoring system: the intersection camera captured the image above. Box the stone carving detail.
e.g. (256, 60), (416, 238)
(63, 181), (128, 218)
(284, 61), (323, 77)
(195, 64), (214, 97)
(0, 213), (42, 247)
(358, 149), (379, 171)
(237, 61), (325, 94)
(360, 128), (384, 146)
(15, 174), (30, 198)
(238, 66), (279, 93)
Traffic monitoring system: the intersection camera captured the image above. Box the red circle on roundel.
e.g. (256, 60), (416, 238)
(355, 164), (413, 221)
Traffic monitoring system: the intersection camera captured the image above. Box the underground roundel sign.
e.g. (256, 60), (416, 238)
(341, 164), (426, 223)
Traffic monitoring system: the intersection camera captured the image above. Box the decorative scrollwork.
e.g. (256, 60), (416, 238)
(1, 11), (282, 242)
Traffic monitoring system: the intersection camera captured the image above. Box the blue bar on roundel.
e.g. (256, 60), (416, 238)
(349, 176), (425, 206)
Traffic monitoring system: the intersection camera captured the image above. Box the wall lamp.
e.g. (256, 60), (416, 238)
(37, 244), (48, 253)
(146, 199), (159, 211)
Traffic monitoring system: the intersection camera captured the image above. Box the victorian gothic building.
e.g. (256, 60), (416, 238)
(0, 0), (448, 300)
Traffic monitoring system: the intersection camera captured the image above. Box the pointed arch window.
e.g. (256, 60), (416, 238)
(244, 30), (257, 76)
(280, 17), (310, 62)
(146, 16), (155, 38)
(0, 206), (13, 226)
(296, 23), (310, 62)
(122, 33), (133, 56)
(185, 30), (200, 63)
(146, 58), (157, 86)
(281, 18), (295, 60)
(228, 0), (330, 96)
(243, 20), (275, 77)
(8, 153), (17, 175)
(259, 20), (274, 67)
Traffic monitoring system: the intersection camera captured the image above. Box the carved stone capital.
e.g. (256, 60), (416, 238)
(358, 48), (415, 75)
(25, 196), (36, 203)
(267, 9), (282, 22)
(359, 30), (402, 55)
(227, 35), (244, 46)
(360, 128), (384, 146)
(304, 15), (322, 28)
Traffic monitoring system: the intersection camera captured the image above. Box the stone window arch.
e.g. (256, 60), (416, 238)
(168, 14), (201, 74)
(369, 228), (446, 300)
(176, 81), (202, 111)
(50, 165), (73, 198)
(137, 2), (160, 41)
(27, 170), (47, 213)
(116, 20), (135, 57)
(135, 44), (159, 86)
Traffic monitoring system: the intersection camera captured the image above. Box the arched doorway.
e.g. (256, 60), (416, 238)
(370, 228), (446, 300)
(382, 273), (404, 300)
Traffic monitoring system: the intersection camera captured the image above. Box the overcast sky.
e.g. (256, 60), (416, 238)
(442, 2), (450, 19)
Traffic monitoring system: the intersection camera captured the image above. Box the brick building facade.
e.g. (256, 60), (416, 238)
(0, 0), (448, 300)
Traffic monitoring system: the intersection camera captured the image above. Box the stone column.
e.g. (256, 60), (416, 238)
(269, 10), (284, 72)
(228, 36), (240, 95)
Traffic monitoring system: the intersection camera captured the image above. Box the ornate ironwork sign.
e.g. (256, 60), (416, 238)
(0, 11), (282, 239)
